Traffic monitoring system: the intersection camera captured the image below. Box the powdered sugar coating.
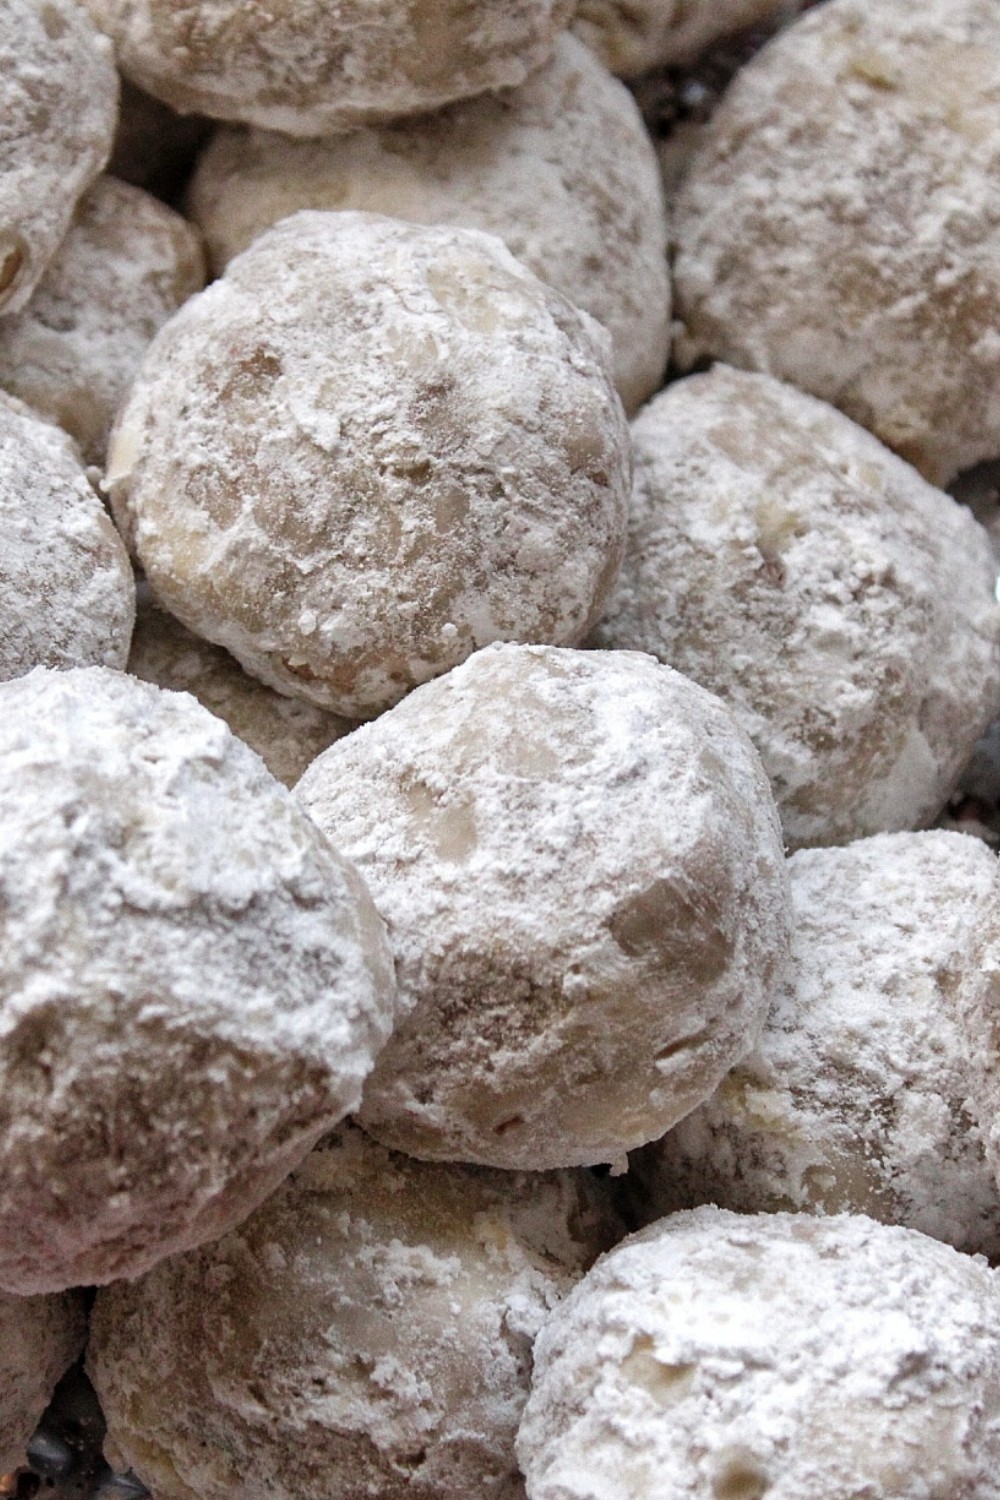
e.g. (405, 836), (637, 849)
(591, 367), (1000, 848)
(0, 1290), (85, 1474)
(632, 832), (1000, 1257)
(673, 0), (1000, 487)
(0, 0), (117, 316)
(81, 0), (575, 136)
(518, 1208), (1000, 1500)
(0, 392), (134, 681)
(953, 859), (1000, 1200)
(106, 212), (630, 718)
(0, 176), (206, 467)
(187, 37), (669, 414)
(89, 1124), (623, 1500)
(128, 586), (355, 789)
(573, 0), (797, 77)
(297, 645), (791, 1171)
(0, 667), (396, 1294)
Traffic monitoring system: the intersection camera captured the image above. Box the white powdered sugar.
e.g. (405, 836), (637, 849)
(81, 0), (576, 135)
(0, 175), (206, 466)
(0, 0), (117, 316)
(88, 1123), (622, 1500)
(106, 212), (631, 718)
(633, 831), (1000, 1257)
(518, 1208), (1000, 1500)
(0, 1289), (85, 1474)
(297, 644), (791, 1171)
(128, 585), (354, 789)
(672, 0), (1000, 486)
(187, 36), (670, 413)
(0, 392), (134, 680)
(0, 667), (396, 1293)
(591, 366), (1000, 848)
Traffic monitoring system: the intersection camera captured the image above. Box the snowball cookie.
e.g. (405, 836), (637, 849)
(296, 644), (791, 1171)
(631, 832), (1000, 1257)
(106, 212), (630, 719)
(88, 1124), (623, 1500)
(518, 1208), (1000, 1500)
(0, 177), (206, 467)
(0, 393), (134, 681)
(0, 1289), (85, 1474)
(0, 667), (396, 1294)
(128, 585), (354, 789)
(572, 0), (796, 78)
(591, 368), (1000, 849)
(80, 0), (575, 136)
(673, 0), (1000, 487)
(187, 36), (670, 414)
(0, 0), (118, 317)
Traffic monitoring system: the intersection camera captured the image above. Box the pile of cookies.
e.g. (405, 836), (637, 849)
(4, 1), (1000, 1497)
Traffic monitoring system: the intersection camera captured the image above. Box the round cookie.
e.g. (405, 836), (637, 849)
(80, 0), (575, 136)
(0, 0), (118, 317)
(106, 212), (631, 719)
(518, 1208), (1000, 1500)
(187, 36), (670, 413)
(0, 666), (396, 1294)
(631, 832), (1000, 1257)
(88, 1124), (623, 1500)
(0, 392), (134, 681)
(0, 176), (206, 466)
(573, 0), (798, 78)
(296, 644), (791, 1171)
(0, 1290), (85, 1475)
(128, 585), (354, 789)
(672, 0), (1000, 487)
(591, 367), (1000, 848)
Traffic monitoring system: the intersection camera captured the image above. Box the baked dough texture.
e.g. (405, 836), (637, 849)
(632, 832), (1000, 1258)
(0, 0), (118, 317)
(573, 0), (797, 77)
(0, 667), (396, 1294)
(0, 176), (206, 466)
(296, 644), (791, 1171)
(106, 212), (631, 719)
(88, 1124), (623, 1500)
(0, 392), (134, 681)
(0, 1289), (85, 1474)
(128, 585), (354, 789)
(517, 1208), (1000, 1500)
(591, 366), (1000, 848)
(672, 0), (1000, 487)
(186, 36), (670, 413)
(80, 0), (576, 136)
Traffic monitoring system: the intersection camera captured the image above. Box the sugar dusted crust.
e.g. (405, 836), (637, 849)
(0, 667), (396, 1293)
(106, 212), (631, 718)
(518, 1209), (1000, 1500)
(298, 644), (791, 1170)
(0, 0), (117, 316)
(0, 175), (206, 466)
(88, 1124), (623, 1500)
(636, 831), (1000, 1257)
(0, 392), (135, 680)
(128, 586), (355, 788)
(81, 0), (576, 135)
(187, 37), (670, 414)
(592, 366), (1000, 847)
(673, 0), (1000, 486)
